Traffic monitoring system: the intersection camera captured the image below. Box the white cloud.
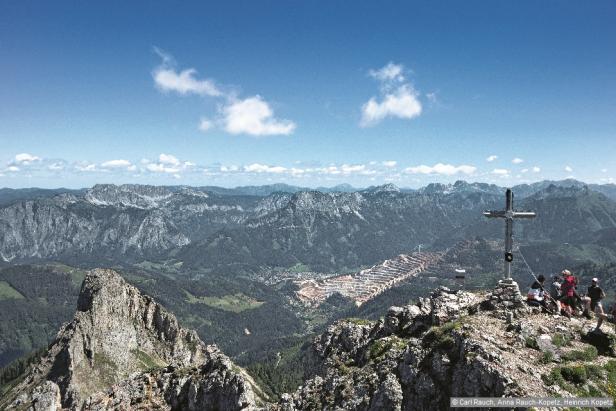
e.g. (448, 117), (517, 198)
(521, 168), (528, 174)
(220, 165), (240, 172)
(492, 168), (509, 175)
(512, 158), (524, 164)
(198, 118), (213, 132)
(486, 155), (498, 162)
(382, 160), (397, 168)
(222, 96), (296, 136)
(602, 168), (608, 173)
(361, 63), (423, 127)
(159, 153), (181, 166)
(7, 166), (19, 172)
(101, 159), (133, 169)
(48, 162), (64, 171)
(321, 166), (341, 175)
(153, 49), (296, 137)
(153, 68), (221, 97)
(369, 62), (405, 83)
(244, 163), (287, 173)
(14, 153), (41, 164)
(146, 163), (180, 174)
(75, 162), (97, 172)
(565, 165), (573, 172)
(404, 163), (476, 176)
(360, 85), (422, 127)
(152, 48), (221, 97)
(341, 164), (366, 174)
(532, 166), (541, 173)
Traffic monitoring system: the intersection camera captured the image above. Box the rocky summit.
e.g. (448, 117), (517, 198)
(3, 270), (616, 410)
(1, 269), (261, 411)
(274, 286), (616, 410)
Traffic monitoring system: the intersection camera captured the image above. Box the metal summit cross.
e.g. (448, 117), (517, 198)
(483, 189), (536, 279)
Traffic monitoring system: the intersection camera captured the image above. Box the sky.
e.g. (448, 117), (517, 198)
(1, 1), (615, 189)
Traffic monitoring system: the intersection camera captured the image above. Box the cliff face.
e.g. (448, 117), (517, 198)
(2, 269), (260, 411)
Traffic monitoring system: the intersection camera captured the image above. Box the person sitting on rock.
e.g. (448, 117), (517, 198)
(550, 275), (562, 314)
(527, 274), (547, 308)
(582, 278), (607, 332)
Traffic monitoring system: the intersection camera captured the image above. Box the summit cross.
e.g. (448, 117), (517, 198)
(483, 189), (536, 279)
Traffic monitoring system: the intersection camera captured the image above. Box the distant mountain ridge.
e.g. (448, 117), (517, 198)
(3, 178), (615, 201)
(0, 181), (615, 271)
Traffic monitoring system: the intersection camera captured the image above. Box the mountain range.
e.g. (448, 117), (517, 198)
(1, 180), (615, 273)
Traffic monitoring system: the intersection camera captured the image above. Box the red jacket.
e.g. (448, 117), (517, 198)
(561, 276), (577, 297)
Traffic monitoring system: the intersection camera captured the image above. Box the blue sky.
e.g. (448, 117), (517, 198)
(1, 1), (615, 188)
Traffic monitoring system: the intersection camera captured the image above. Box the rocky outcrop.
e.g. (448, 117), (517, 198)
(274, 283), (616, 410)
(2, 269), (259, 411)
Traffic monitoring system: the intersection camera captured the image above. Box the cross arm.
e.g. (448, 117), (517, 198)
(512, 211), (537, 219)
(483, 210), (506, 218)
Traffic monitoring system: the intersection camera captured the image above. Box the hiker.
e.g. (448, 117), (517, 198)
(582, 278), (607, 332)
(550, 275), (562, 313)
(527, 274), (547, 309)
(559, 269), (580, 316)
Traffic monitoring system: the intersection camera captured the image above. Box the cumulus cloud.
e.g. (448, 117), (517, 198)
(143, 153), (191, 174)
(492, 168), (509, 175)
(222, 96), (296, 136)
(152, 48), (221, 97)
(154, 68), (221, 97)
(244, 163), (287, 173)
(369, 62), (405, 83)
(360, 63), (422, 127)
(14, 153), (41, 164)
(159, 153), (180, 166)
(486, 155), (498, 162)
(220, 165), (240, 172)
(361, 85), (422, 127)
(565, 165), (573, 172)
(75, 162), (97, 172)
(101, 159), (134, 170)
(512, 158), (524, 164)
(404, 163), (476, 176)
(7, 166), (20, 172)
(382, 160), (397, 168)
(532, 166), (541, 173)
(340, 164), (366, 174)
(146, 163), (180, 174)
(153, 48), (295, 137)
(48, 162), (65, 171)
